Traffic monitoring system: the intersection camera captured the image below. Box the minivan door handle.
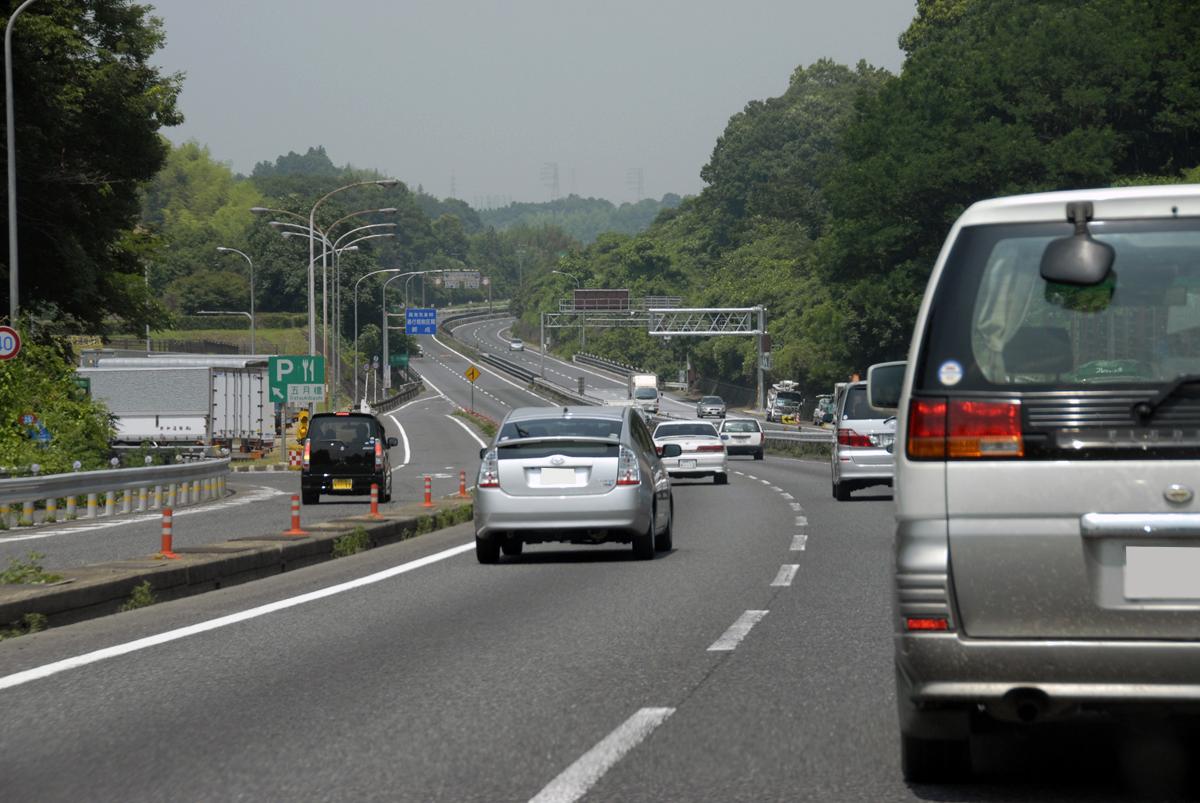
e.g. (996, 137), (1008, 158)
(1081, 513), (1200, 539)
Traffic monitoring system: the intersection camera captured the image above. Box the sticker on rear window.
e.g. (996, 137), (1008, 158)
(938, 360), (963, 386)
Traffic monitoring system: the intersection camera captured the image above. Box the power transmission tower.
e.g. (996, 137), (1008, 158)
(450, 172), (457, 198)
(626, 167), (644, 201)
(540, 162), (560, 200)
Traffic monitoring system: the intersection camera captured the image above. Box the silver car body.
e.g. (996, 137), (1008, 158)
(831, 382), (895, 500)
(890, 184), (1200, 779)
(474, 406), (671, 546)
(652, 421), (728, 481)
(696, 396), (727, 418)
(509, 339), (524, 351)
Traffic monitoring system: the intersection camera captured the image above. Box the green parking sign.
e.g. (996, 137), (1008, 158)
(268, 355), (325, 403)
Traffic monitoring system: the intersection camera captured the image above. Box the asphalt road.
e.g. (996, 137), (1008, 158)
(0, 448), (1168, 801)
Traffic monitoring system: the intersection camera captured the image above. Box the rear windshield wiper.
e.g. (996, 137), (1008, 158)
(1133, 374), (1200, 424)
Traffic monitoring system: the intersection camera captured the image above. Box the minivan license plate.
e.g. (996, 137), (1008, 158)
(1125, 546), (1200, 599)
(332, 479), (353, 490)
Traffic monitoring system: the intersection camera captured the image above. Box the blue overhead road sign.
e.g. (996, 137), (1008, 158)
(405, 308), (437, 335)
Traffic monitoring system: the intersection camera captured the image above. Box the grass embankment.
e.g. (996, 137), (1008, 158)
(453, 409), (498, 440)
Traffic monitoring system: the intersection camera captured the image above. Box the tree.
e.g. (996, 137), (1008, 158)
(0, 0), (183, 330)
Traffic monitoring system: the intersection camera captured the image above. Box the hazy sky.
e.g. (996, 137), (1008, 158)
(148, 1), (915, 205)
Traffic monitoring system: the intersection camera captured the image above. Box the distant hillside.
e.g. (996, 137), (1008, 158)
(478, 194), (683, 243)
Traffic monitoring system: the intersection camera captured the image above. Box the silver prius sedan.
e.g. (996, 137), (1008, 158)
(473, 406), (677, 562)
(652, 420), (728, 484)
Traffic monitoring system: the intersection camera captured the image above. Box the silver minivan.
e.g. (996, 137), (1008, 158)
(874, 185), (1200, 782)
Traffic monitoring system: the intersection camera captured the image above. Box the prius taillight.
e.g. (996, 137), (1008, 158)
(908, 398), (1024, 460)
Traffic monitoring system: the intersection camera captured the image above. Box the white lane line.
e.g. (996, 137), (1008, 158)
(795, 516), (808, 527)
(746, 475), (757, 481)
(0, 486), (287, 544)
(385, 413), (411, 468)
(780, 493), (794, 501)
(420, 371), (450, 400)
(770, 564), (800, 587)
(445, 414), (487, 448)
(790, 534), (808, 551)
(529, 707), (675, 803)
(0, 542), (477, 692)
(734, 471), (744, 476)
(707, 610), (768, 652)
(759, 479), (771, 486)
(769, 486), (781, 492)
(431, 334), (550, 404)
(790, 503), (803, 512)
(392, 394), (440, 412)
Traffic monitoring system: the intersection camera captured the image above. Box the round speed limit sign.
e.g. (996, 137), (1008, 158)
(0, 326), (20, 361)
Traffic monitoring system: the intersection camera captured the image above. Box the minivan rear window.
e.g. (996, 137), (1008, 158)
(841, 386), (888, 420)
(917, 219), (1200, 392)
(309, 417), (375, 443)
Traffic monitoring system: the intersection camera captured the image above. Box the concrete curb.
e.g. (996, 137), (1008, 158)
(0, 498), (473, 629)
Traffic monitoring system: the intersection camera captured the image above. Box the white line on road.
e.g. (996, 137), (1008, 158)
(759, 479), (771, 485)
(529, 707), (675, 803)
(780, 493), (794, 501)
(790, 503), (803, 512)
(770, 564), (800, 587)
(445, 414), (487, 448)
(769, 486), (781, 492)
(795, 516), (808, 527)
(419, 372), (450, 400)
(790, 534), (808, 551)
(386, 413), (411, 468)
(746, 475), (757, 481)
(431, 334), (550, 403)
(707, 610), (768, 652)
(0, 541), (476, 691)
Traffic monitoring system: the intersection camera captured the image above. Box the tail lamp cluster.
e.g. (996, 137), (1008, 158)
(907, 398), (1023, 460)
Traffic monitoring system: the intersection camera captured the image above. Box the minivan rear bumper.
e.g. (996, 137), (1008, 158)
(898, 632), (1200, 704)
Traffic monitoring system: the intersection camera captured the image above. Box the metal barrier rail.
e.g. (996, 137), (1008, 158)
(478, 352), (537, 383)
(439, 306), (511, 334)
(0, 458), (230, 526)
(531, 377), (593, 406)
(763, 430), (834, 444)
(572, 352), (644, 377)
(374, 379), (424, 413)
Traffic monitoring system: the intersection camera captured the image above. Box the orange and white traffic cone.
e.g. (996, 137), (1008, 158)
(160, 507), (180, 559)
(422, 475), (434, 508)
(368, 483), (385, 520)
(283, 494), (308, 536)
(458, 470), (469, 499)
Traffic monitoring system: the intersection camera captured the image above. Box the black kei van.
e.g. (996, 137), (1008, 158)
(301, 412), (397, 504)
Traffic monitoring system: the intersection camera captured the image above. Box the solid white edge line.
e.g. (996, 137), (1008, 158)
(0, 542), (476, 692)
(386, 413), (411, 468)
(790, 534), (808, 551)
(707, 610), (768, 652)
(475, 318), (625, 388)
(418, 371), (450, 400)
(431, 334), (550, 404)
(529, 707), (675, 803)
(445, 414), (487, 448)
(770, 564), (800, 587)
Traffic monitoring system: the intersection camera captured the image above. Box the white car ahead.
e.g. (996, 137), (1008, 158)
(652, 421), (728, 484)
(718, 418), (764, 460)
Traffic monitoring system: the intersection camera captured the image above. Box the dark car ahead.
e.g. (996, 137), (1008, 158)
(301, 412), (397, 504)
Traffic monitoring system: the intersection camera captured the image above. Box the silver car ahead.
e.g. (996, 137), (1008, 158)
(695, 395), (727, 418)
(831, 382), (896, 501)
(880, 184), (1200, 783)
(473, 406), (675, 562)
(652, 421), (728, 484)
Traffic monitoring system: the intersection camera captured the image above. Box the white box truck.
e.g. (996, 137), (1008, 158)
(628, 373), (660, 416)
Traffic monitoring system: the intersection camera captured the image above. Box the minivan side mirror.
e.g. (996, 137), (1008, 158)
(867, 361), (906, 412)
(660, 443), (682, 458)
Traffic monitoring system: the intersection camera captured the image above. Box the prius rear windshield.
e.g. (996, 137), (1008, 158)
(916, 219), (1200, 392)
(498, 418), (622, 441)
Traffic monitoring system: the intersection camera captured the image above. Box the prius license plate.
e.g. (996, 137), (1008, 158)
(679, 459), (697, 469)
(1125, 546), (1200, 599)
(540, 467), (576, 485)
(332, 479), (353, 490)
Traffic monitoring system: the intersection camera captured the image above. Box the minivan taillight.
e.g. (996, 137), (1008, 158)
(477, 450), (499, 488)
(302, 439), (311, 469)
(908, 398), (1023, 460)
(837, 428), (872, 448)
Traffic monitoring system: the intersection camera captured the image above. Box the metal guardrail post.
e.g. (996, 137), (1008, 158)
(104, 491), (115, 517)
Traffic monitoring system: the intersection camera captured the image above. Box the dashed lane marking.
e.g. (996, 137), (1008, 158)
(707, 610), (769, 652)
(529, 707), (675, 803)
(780, 493), (794, 501)
(791, 534), (808, 551)
(770, 564), (800, 587)
(795, 516), (808, 527)
(790, 503), (803, 512)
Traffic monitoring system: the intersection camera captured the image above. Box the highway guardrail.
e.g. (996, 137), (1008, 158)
(374, 378), (424, 414)
(0, 459), (230, 527)
(572, 352), (644, 377)
(762, 429), (834, 444)
(478, 352), (538, 383)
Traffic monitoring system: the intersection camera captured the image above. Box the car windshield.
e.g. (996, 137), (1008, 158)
(919, 219), (1200, 390)
(700, 397), (723, 404)
(773, 392), (802, 405)
(633, 388), (658, 399)
(654, 423), (719, 439)
(722, 421), (759, 433)
(498, 417), (622, 441)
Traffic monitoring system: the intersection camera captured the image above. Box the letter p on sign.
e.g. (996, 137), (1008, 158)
(275, 358), (293, 383)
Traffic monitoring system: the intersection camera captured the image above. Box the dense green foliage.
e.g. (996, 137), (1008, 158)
(533, 1), (1200, 396)
(479, 195), (683, 244)
(0, 336), (112, 473)
(0, 0), (182, 331)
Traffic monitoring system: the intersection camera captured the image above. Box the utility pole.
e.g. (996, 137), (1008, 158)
(756, 305), (766, 411)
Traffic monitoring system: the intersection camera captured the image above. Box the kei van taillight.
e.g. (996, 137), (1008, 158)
(374, 440), (384, 471)
(302, 439), (311, 469)
(908, 397), (1023, 460)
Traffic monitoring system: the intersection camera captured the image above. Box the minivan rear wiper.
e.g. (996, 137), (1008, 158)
(1133, 374), (1200, 424)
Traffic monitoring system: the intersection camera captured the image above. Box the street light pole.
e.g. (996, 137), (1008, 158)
(5, 0), (40, 325)
(352, 267), (403, 404)
(216, 247), (255, 353)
